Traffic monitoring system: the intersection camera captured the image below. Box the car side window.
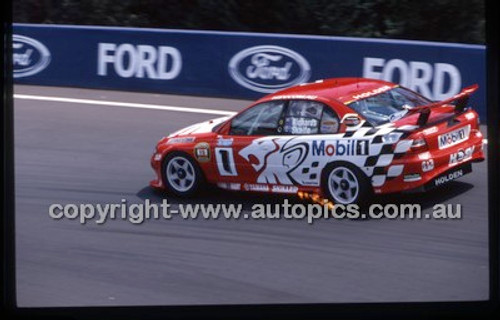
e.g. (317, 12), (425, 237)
(229, 101), (285, 136)
(319, 108), (340, 134)
(282, 100), (323, 135)
(282, 100), (339, 135)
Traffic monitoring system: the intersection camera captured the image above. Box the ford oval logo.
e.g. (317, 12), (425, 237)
(13, 34), (51, 78)
(228, 45), (311, 93)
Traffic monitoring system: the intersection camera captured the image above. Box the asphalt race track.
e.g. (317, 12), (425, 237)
(14, 85), (489, 307)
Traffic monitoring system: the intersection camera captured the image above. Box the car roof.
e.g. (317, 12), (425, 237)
(262, 77), (397, 105)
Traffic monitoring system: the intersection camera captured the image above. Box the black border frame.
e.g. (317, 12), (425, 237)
(486, 0), (500, 307)
(2, 0), (16, 316)
(2, 0), (499, 319)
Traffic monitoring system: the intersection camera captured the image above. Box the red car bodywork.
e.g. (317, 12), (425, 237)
(150, 78), (485, 199)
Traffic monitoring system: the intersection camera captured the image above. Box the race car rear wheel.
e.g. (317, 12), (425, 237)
(322, 162), (372, 206)
(162, 152), (204, 197)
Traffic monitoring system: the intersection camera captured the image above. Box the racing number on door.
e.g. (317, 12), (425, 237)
(215, 147), (238, 176)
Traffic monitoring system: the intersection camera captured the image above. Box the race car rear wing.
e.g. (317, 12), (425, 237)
(404, 84), (479, 127)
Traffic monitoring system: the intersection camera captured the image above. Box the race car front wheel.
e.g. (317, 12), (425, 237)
(322, 162), (372, 206)
(162, 152), (204, 197)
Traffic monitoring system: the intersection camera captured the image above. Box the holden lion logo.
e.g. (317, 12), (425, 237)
(13, 35), (51, 78)
(239, 137), (309, 185)
(228, 45), (311, 93)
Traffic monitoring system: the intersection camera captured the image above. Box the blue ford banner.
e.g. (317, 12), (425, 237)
(13, 23), (487, 119)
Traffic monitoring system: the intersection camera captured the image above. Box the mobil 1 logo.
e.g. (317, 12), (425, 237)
(312, 139), (369, 157)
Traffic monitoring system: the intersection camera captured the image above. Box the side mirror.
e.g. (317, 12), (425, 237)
(341, 114), (362, 127)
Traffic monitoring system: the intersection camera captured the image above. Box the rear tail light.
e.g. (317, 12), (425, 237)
(411, 138), (428, 151)
(465, 111), (480, 127)
(471, 129), (482, 139)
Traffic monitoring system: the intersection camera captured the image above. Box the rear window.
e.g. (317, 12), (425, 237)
(347, 87), (430, 126)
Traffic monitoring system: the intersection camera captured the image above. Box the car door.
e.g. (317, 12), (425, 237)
(261, 100), (341, 187)
(219, 99), (342, 189)
(213, 100), (286, 186)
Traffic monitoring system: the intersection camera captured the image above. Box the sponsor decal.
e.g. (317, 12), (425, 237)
(217, 136), (233, 147)
(243, 183), (270, 192)
(351, 85), (393, 100)
(13, 35), (51, 78)
(284, 117), (318, 134)
(271, 94), (317, 100)
(217, 182), (241, 191)
(434, 169), (464, 186)
(312, 140), (369, 157)
(320, 120), (338, 134)
(423, 126), (438, 135)
(239, 138), (309, 185)
(214, 147), (238, 176)
(193, 142), (210, 162)
(449, 146), (474, 165)
(421, 159), (434, 172)
(239, 124), (400, 188)
(271, 185), (298, 194)
(98, 43), (182, 80)
(228, 45), (311, 93)
(438, 125), (470, 149)
(167, 137), (195, 144)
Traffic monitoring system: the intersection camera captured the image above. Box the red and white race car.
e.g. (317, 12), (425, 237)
(150, 78), (485, 205)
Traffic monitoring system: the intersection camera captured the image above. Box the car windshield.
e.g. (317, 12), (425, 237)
(347, 87), (431, 126)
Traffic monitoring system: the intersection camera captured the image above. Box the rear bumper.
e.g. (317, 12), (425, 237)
(375, 135), (485, 194)
(403, 162), (473, 193)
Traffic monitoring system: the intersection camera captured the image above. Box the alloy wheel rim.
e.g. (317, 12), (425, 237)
(328, 167), (359, 204)
(166, 156), (195, 192)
